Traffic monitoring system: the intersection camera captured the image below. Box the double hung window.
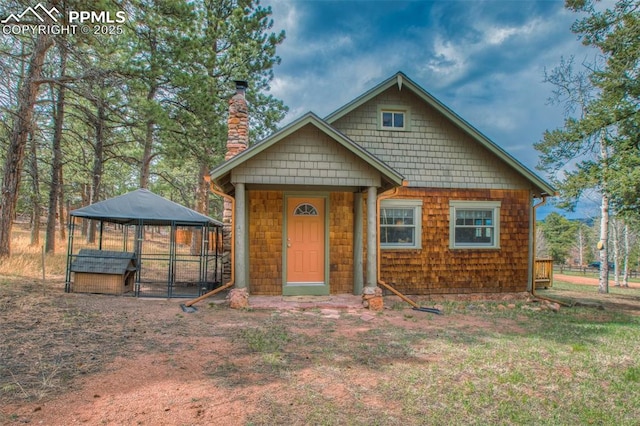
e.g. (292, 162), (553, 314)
(380, 199), (422, 249)
(449, 201), (501, 249)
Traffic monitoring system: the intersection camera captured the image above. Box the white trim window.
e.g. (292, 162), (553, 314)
(449, 201), (501, 249)
(378, 105), (409, 130)
(380, 199), (422, 249)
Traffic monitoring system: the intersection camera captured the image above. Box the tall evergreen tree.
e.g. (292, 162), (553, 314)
(0, 0), (287, 258)
(539, 212), (580, 266)
(168, 0), (287, 215)
(535, 0), (639, 293)
(0, 30), (54, 258)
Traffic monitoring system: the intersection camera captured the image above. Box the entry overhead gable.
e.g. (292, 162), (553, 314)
(325, 72), (555, 196)
(211, 112), (404, 193)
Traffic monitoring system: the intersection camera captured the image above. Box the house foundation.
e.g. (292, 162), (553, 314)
(362, 286), (384, 311)
(228, 287), (249, 309)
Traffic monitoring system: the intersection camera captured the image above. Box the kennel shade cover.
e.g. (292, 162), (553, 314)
(70, 189), (222, 226)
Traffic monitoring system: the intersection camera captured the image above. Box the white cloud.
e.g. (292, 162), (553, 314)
(424, 36), (469, 85)
(477, 10), (548, 46)
(264, 0), (599, 174)
(483, 19), (541, 45)
(267, 0), (299, 37)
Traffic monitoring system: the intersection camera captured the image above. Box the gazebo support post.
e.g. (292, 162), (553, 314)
(168, 222), (177, 298)
(134, 221), (144, 297)
(98, 220), (104, 250)
(65, 217), (75, 292)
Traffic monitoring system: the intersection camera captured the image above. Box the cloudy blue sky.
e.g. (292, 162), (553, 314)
(261, 0), (606, 218)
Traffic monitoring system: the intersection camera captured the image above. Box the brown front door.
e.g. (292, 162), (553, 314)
(284, 196), (328, 295)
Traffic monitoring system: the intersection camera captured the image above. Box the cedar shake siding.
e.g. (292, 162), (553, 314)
(248, 191), (283, 295)
(231, 124), (382, 188)
(247, 190), (355, 295)
(376, 187), (531, 295)
(329, 192), (354, 294)
(248, 187), (530, 296)
(331, 86), (534, 191)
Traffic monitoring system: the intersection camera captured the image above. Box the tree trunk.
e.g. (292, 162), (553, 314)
(139, 33), (159, 190)
(622, 223), (630, 287)
(140, 118), (155, 189)
(191, 162), (210, 255)
(28, 131), (41, 246)
(45, 45), (67, 254)
(87, 103), (105, 244)
(612, 218), (620, 287)
(0, 32), (53, 258)
(58, 167), (66, 240)
(576, 227), (585, 268)
(598, 193), (610, 294)
(140, 84), (158, 189)
(80, 183), (89, 237)
(597, 133), (610, 294)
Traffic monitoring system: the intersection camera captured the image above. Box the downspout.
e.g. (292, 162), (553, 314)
(376, 184), (441, 314)
(183, 183), (235, 307)
(531, 195), (571, 307)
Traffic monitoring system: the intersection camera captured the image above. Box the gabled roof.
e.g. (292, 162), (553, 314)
(325, 72), (555, 196)
(211, 112), (405, 191)
(70, 189), (222, 226)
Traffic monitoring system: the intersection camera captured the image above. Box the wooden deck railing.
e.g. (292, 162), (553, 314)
(534, 258), (554, 289)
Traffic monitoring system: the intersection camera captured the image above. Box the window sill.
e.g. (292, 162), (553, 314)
(449, 246), (501, 250)
(381, 246), (422, 251)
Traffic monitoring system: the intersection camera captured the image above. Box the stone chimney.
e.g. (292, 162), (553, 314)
(223, 80), (248, 283)
(225, 80), (249, 160)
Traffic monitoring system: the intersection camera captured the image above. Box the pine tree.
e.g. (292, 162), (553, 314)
(535, 0), (639, 293)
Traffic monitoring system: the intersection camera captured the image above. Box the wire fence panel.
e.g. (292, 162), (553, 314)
(66, 219), (223, 298)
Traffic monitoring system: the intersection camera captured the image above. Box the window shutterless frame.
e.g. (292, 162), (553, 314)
(449, 200), (501, 249)
(380, 199), (422, 249)
(377, 105), (410, 131)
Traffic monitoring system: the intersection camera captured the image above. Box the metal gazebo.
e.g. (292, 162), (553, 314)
(65, 189), (224, 298)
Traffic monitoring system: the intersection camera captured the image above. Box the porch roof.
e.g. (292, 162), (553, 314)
(211, 112), (405, 194)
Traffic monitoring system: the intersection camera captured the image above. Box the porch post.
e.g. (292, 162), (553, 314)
(366, 186), (377, 288)
(234, 182), (246, 289)
(353, 192), (364, 294)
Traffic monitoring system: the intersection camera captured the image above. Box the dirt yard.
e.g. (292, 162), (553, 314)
(555, 273), (640, 289)
(1, 275), (638, 425)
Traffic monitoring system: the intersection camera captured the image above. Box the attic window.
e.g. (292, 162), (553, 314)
(378, 106), (409, 131)
(382, 111), (404, 128)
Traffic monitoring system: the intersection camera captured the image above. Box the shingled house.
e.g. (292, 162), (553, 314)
(211, 72), (554, 299)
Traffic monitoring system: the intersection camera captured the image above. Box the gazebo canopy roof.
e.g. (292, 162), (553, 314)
(70, 189), (222, 226)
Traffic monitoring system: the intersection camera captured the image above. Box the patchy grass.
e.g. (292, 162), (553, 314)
(237, 319), (292, 354)
(1, 269), (640, 423)
(0, 227), (67, 278)
(538, 280), (640, 317)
